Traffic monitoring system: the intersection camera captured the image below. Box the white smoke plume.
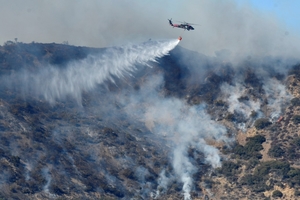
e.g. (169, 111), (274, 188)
(116, 74), (229, 199)
(42, 167), (52, 194)
(220, 82), (261, 118)
(5, 39), (179, 104)
(263, 78), (292, 120)
(152, 170), (173, 198)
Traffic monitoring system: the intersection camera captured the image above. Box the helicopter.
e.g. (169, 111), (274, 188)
(168, 19), (196, 31)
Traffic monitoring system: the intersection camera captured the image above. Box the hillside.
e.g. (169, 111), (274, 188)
(0, 41), (300, 200)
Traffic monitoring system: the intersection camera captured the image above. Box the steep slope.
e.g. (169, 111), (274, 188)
(0, 41), (300, 200)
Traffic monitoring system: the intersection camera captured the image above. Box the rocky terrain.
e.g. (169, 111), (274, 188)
(0, 40), (300, 200)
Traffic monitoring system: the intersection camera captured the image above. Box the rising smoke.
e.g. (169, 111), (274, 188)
(1, 37), (232, 199)
(113, 74), (230, 199)
(1, 1), (300, 199)
(2, 0), (300, 61)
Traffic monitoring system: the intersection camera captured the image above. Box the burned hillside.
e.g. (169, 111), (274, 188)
(0, 41), (300, 200)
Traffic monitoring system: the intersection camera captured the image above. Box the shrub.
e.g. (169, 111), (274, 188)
(215, 100), (226, 107)
(287, 168), (300, 185)
(293, 137), (300, 147)
(203, 179), (214, 189)
(246, 158), (260, 170)
(254, 161), (290, 177)
(9, 156), (21, 167)
(250, 110), (258, 118)
(272, 190), (283, 198)
(268, 145), (285, 158)
(218, 161), (239, 177)
(291, 98), (300, 106)
(225, 113), (235, 121)
(240, 174), (263, 185)
(254, 118), (272, 130)
(232, 135), (265, 160)
(238, 96), (249, 102)
(295, 190), (300, 196)
(292, 115), (300, 124)
(246, 135), (266, 144)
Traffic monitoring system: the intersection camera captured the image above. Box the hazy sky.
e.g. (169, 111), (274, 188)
(246, 0), (300, 33)
(0, 0), (299, 59)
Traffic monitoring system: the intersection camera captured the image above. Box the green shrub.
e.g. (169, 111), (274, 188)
(246, 158), (260, 170)
(287, 168), (300, 185)
(241, 174), (263, 185)
(232, 135), (265, 160)
(254, 118), (272, 130)
(246, 135), (266, 146)
(268, 145), (285, 158)
(254, 161), (290, 177)
(218, 161), (239, 177)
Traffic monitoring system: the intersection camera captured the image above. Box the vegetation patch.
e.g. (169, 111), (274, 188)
(232, 135), (266, 160)
(292, 115), (300, 124)
(268, 145), (285, 158)
(272, 190), (283, 198)
(217, 161), (240, 180)
(254, 118), (272, 130)
(254, 161), (290, 178)
(291, 98), (300, 106)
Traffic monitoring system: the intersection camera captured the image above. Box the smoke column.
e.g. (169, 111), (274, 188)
(263, 78), (292, 120)
(6, 39), (179, 104)
(116, 75), (229, 199)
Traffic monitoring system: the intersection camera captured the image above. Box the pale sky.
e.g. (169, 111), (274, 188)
(244, 0), (300, 33)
